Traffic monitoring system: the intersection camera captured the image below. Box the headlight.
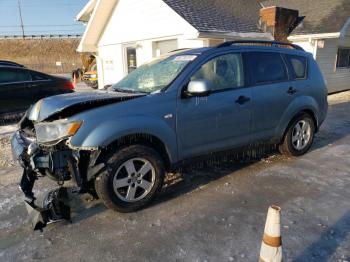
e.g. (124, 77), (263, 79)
(90, 74), (97, 78)
(35, 120), (83, 144)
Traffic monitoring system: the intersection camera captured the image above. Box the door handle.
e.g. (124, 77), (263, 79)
(287, 87), (297, 95)
(235, 96), (250, 105)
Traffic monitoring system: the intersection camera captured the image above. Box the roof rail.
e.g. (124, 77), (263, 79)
(216, 40), (304, 51)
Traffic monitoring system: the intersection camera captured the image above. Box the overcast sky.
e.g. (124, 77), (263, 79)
(0, 0), (87, 36)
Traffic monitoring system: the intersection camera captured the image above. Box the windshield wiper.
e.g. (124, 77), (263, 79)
(113, 87), (149, 94)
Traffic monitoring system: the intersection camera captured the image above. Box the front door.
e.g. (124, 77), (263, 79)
(177, 53), (252, 159)
(126, 47), (137, 74)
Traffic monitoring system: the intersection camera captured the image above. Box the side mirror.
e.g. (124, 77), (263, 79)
(183, 80), (211, 98)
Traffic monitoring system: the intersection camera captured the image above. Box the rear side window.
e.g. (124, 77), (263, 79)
(248, 52), (288, 84)
(0, 68), (31, 84)
(286, 55), (307, 79)
(31, 71), (50, 81)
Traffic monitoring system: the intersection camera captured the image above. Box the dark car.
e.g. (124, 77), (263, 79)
(0, 60), (25, 67)
(0, 65), (74, 119)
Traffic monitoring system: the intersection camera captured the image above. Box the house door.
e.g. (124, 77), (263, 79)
(126, 47), (137, 74)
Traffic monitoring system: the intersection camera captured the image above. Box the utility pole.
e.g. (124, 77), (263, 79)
(18, 0), (25, 38)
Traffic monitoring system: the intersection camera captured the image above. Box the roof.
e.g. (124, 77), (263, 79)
(77, 0), (118, 52)
(262, 0), (350, 35)
(162, 0), (263, 33)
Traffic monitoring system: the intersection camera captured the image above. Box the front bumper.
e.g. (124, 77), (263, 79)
(11, 131), (77, 230)
(11, 130), (104, 230)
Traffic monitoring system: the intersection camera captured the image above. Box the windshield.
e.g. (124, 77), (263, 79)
(112, 54), (197, 93)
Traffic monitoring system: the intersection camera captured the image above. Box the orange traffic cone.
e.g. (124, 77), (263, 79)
(259, 205), (282, 262)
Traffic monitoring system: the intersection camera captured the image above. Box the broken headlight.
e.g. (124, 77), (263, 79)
(35, 120), (82, 144)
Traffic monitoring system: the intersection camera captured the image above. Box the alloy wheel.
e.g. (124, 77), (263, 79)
(291, 120), (312, 150)
(113, 158), (156, 202)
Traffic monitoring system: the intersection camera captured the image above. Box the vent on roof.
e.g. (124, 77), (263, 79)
(259, 6), (302, 41)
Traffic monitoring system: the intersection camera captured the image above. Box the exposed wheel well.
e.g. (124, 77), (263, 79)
(96, 134), (172, 171)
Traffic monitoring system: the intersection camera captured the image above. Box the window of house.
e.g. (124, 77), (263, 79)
(0, 69), (31, 84)
(191, 53), (244, 91)
(336, 48), (350, 68)
(286, 55), (307, 79)
(248, 52), (288, 84)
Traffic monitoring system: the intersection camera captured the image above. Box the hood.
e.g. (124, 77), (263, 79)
(28, 90), (144, 122)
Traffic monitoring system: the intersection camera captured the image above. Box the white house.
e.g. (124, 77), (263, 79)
(77, 0), (350, 93)
(76, 0), (272, 88)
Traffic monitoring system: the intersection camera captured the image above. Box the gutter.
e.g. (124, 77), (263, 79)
(198, 31), (273, 41)
(288, 32), (341, 41)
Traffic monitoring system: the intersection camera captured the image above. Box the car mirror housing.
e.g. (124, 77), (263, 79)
(183, 80), (211, 98)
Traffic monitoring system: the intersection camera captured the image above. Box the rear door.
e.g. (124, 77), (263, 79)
(0, 68), (33, 116)
(29, 71), (56, 99)
(246, 51), (296, 141)
(177, 52), (252, 158)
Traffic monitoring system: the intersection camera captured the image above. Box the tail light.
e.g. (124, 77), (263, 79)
(63, 81), (75, 91)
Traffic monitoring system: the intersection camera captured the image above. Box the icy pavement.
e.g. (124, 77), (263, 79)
(0, 124), (17, 137)
(0, 92), (349, 261)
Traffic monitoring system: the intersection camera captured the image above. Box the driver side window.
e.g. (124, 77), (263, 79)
(191, 53), (244, 91)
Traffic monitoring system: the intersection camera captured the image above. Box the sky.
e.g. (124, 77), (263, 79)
(0, 0), (87, 36)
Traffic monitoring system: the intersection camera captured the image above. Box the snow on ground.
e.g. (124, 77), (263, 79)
(0, 91), (349, 261)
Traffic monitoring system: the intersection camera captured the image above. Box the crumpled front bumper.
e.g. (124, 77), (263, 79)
(11, 131), (72, 230)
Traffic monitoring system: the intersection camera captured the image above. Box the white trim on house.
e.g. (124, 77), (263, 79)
(198, 31), (273, 41)
(288, 32), (341, 41)
(77, 0), (118, 52)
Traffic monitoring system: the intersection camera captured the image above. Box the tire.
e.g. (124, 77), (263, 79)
(95, 145), (165, 213)
(279, 113), (315, 157)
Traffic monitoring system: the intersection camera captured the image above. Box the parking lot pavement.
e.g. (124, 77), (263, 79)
(0, 92), (349, 262)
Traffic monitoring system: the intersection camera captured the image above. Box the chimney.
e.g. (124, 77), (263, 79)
(259, 6), (301, 42)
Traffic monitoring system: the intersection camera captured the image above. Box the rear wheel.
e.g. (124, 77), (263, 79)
(279, 113), (315, 156)
(95, 145), (165, 212)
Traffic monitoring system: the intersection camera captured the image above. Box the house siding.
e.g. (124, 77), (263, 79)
(95, 0), (202, 88)
(98, 0), (197, 46)
(316, 38), (350, 93)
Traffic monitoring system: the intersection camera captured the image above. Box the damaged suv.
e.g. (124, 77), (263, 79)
(12, 41), (328, 221)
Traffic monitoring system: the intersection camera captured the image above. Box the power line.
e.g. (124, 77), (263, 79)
(0, 24), (83, 28)
(1, 29), (84, 33)
(0, 4), (82, 7)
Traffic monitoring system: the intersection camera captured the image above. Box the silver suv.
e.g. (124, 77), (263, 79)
(12, 41), (328, 227)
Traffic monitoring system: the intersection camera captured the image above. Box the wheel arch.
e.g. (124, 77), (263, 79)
(96, 133), (172, 171)
(279, 109), (318, 144)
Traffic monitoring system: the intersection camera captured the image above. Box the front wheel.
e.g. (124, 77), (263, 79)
(95, 145), (165, 212)
(279, 113), (315, 157)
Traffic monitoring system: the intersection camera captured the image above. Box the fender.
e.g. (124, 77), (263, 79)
(275, 95), (320, 139)
(69, 115), (178, 163)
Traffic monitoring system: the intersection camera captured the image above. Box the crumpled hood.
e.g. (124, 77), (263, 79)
(28, 90), (144, 122)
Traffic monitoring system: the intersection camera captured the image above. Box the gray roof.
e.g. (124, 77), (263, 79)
(262, 0), (350, 35)
(162, 0), (263, 33)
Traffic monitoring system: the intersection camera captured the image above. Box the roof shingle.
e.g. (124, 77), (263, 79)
(162, 0), (263, 33)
